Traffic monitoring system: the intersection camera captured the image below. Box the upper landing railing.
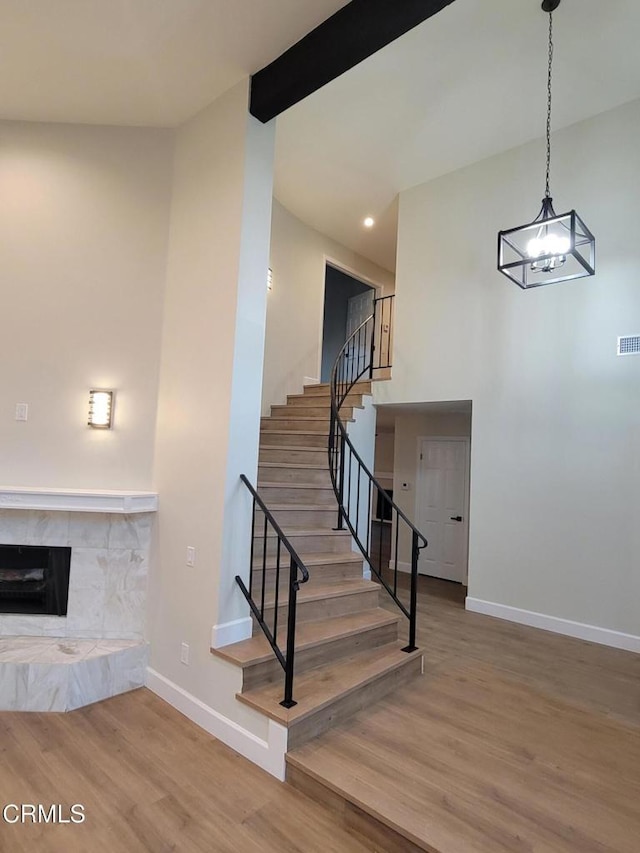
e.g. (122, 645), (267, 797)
(328, 294), (428, 651)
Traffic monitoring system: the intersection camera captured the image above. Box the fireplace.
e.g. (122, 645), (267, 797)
(0, 544), (71, 616)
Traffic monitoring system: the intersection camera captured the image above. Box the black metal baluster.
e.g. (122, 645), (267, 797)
(402, 531), (419, 653)
(355, 461), (361, 542)
(261, 514), (268, 618)
(366, 478), (372, 557)
(336, 429), (346, 530)
(274, 538), (281, 642)
(281, 557), (299, 709)
(369, 303), (377, 377)
(388, 296), (394, 368)
(394, 508), (400, 598)
(249, 495), (256, 597)
(378, 486), (383, 579)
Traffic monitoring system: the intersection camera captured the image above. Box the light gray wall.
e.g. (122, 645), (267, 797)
(375, 98), (640, 639)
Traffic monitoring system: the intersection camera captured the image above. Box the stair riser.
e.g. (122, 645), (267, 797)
(254, 533), (352, 556)
(271, 406), (339, 420)
(242, 622), (399, 691)
(285, 766), (422, 853)
(259, 448), (328, 465)
(259, 432), (328, 448)
(286, 394), (363, 409)
(250, 561), (364, 589)
(258, 484), (337, 505)
(286, 653), (423, 750)
(255, 507), (336, 528)
(263, 587), (380, 625)
(304, 382), (371, 397)
(258, 466), (332, 486)
(261, 419), (329, 433)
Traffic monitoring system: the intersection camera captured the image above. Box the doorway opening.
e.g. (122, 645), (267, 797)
(320, 264), (377, 383)
(372, 401), (472, 608)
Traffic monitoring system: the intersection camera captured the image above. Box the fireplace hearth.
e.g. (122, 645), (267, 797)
(0, 544), (71, 616)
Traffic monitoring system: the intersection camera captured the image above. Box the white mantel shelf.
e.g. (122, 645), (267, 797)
(0, 487), (158, 514)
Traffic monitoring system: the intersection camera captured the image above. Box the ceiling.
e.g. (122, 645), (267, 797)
(274, 0), (640, 271)
(0, 0), (348, 127)
(2, 1), (640, 273)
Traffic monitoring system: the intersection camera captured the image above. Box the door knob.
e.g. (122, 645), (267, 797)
(450, 516), (463, 522)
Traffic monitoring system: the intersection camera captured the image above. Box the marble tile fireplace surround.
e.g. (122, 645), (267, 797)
(0, 488), (158, 712)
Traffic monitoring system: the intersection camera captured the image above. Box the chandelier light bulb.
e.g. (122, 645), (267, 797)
(527, 233), (571, 259)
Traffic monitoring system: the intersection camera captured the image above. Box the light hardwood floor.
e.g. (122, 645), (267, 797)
(0, 688), (372, 853)
(288, 576), (640, 852)
(1, 581), (638, 852)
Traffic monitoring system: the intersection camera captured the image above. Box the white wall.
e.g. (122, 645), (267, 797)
(376, 98), (640, 640)
(149, 81), (275, 749)
(0, 121), (173, 488)
(263, 200), (394, 413)
(344, 395), (377, 573)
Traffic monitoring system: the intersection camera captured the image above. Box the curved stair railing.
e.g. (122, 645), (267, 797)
(329, 296), (428, 652)
(235, 474), (310, 708)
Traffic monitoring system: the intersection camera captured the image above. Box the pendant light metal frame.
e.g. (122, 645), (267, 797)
(497, 0), (596, 289)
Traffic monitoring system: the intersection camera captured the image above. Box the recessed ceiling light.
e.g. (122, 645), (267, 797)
(363, 217), (375, 228)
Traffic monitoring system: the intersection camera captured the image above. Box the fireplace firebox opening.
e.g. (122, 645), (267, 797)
(0, 544), (72, 616)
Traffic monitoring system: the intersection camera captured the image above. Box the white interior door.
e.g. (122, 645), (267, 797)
(416, 438), (469, 583)
(346, 290), (374, 378)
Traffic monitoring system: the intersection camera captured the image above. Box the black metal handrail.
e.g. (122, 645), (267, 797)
(329, 296), (427, 651)
(235, 473), (310, 708)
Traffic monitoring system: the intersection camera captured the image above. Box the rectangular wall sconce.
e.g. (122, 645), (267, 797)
(267, 267), (273, 291)
(88, 390), (114, 429)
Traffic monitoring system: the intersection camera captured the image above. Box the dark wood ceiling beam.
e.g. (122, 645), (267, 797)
(250, 0), (457, 123)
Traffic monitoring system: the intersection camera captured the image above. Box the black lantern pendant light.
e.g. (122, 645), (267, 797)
(498, 0), (595, 288)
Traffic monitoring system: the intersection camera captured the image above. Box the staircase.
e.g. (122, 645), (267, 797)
(212, 379), (423, 749)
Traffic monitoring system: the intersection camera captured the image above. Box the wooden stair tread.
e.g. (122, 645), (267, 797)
(259, 462), (328, 470)
(260, 430), (331, 436)
(212, 608), (400, 667)
(255, 528), (351, 539)
(258, 482), (334, 490)
(237, 642), (419, 725)
(256, 503), (335, 511)
(260, 445), (328, 452)
(251, 551), (362, 569)
(303, 381), (371, 392)
(261, 579), (376, 607)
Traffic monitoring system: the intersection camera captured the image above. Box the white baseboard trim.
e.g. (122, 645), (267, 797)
(211, 616), (252, 649)
(389, 560), (412, 574)
(303, 376), (320, 386)
(465, 598), (640, 654)
(146, 668), (288, 780)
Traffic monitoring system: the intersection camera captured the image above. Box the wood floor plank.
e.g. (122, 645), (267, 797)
(287, 577), (640, 853)
(0, 689), (373, 853)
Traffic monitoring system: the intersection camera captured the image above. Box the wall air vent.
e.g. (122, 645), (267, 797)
(617, 336), (640, 356)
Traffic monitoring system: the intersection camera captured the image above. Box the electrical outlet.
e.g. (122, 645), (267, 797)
(180, 642), (189, 665)
(15, 403), (28, 422)
(186, 546), (196, 567)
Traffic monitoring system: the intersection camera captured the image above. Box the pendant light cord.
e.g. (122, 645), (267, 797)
(545, 11), (554, 199)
